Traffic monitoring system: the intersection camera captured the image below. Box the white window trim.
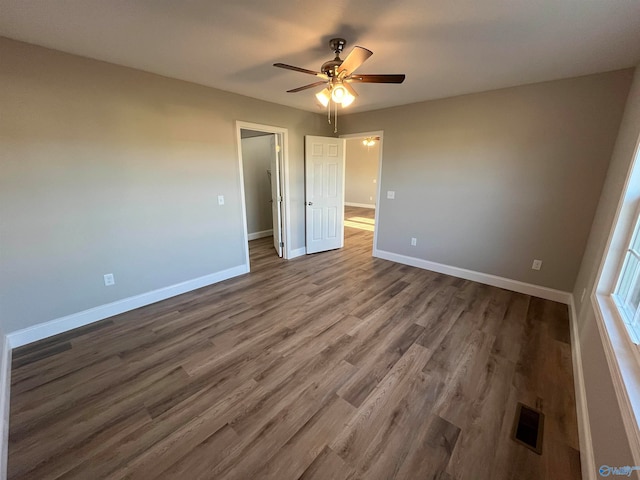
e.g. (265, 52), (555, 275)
(593, 134), (640, 466)
(612, 205), (640, 345)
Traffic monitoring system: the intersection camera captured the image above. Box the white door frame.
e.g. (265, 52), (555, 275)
(236, 121), (292, 266)
(339, 130), (384, 256)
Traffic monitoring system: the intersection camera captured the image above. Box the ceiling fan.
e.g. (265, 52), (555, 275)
(274, 38), (405, 131)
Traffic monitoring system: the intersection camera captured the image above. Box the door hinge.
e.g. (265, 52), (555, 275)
(279, 242), (284, 247)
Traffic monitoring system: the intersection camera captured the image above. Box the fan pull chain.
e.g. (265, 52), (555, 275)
(325, 98), (339, 134)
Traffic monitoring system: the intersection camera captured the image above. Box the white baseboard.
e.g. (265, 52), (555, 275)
(569, 297), (596, 480)
(289, 247), (306, 259)
(0, 334), (10, 480)
(248, 229), (273, 241)
(7, 264), (249, 349)
(373, 249), (572, 304)
(345, 202), (375, 209)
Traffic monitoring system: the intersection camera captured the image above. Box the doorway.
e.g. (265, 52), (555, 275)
(236, 122), (290, 268)
(340, 131), (383, 255)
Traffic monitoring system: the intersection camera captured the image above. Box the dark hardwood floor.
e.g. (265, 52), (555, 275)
(8, 207), (581, 479)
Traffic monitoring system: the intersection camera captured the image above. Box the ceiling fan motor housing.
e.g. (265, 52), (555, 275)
(323, 38), (347, 77)
(321, 60), (342, 77)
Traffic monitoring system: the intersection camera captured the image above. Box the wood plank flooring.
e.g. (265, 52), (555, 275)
(8, 207), (581, 479)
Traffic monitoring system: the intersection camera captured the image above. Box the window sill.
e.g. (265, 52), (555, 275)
(611, 296), (640, 345)
(593, 293), (640, 464)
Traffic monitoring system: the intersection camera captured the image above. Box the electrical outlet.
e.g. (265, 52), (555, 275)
(411, 237), (417, 246)
(369, 196), (373, 201)
(531, 259), (542, 271)
(218, 195), (225, 205)
(104, 273), (115, 286)
(373, 179), (377, 184)
(387, 191), (395, 200)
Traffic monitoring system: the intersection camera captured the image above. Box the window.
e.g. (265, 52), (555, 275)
(613, 207), (640, 345)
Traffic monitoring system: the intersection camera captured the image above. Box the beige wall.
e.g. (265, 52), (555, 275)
(345, 138), (379, 206)
(0, 37), (330, 333)
(340, 70), (633, 291)
(241, 135), (274, 235)
(572, 67), (640, 470)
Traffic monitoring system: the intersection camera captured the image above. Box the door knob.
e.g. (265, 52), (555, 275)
(307, 201), (313, 206)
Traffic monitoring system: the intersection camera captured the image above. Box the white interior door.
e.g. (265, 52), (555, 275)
(305, 136), (345, 254)
(270, 135), (283, 257)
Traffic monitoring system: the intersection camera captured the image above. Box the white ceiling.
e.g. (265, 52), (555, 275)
(1, 0), (640, 114)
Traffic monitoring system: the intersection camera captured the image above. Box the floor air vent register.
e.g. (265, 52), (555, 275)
(511, 402), (544, 455)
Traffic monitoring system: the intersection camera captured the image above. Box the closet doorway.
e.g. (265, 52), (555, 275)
(236, 122), (290, 268)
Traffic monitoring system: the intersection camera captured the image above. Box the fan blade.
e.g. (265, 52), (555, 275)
(274, 63), (323, 76)
(337, 46), (373, 76)
(286, 81), (327, 93)
(349, 74), (406, 83)
(343, 82), (359, 98)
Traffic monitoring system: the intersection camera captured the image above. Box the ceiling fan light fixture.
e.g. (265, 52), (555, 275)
(331, 84), (347, 103)
(341, 91), (355, 107)
(329, 83), (354, 107)
(363, 137), (376, 147)
(316, 88), (330, 107)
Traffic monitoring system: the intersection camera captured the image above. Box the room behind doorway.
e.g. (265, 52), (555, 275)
(342, 133), (382, 252)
